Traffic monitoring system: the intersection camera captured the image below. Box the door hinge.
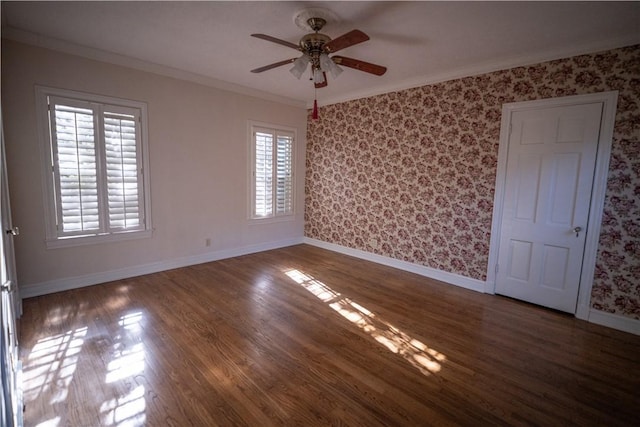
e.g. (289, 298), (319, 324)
(495, 263), (499, 275)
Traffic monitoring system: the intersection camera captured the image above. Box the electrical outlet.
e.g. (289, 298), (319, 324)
(205, 238), (211, 247)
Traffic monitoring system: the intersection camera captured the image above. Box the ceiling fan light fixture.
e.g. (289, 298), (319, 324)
(319, 53), (343, 79)
(313, 69), (325, 84)
(289, 55), (310, 79)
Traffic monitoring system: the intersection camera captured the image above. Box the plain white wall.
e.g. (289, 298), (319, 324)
(1, 39), (307, 292)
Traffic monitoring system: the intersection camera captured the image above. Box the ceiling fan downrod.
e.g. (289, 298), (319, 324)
(307, 17), (326, 32)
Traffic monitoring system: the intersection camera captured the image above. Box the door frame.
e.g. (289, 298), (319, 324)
(1, 103), (22, 426)
(485, 91), (618, 320)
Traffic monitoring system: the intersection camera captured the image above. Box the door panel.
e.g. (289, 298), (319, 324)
(541, 244), (569, 289)
(514, 153), (541, 221)
(506, 240), (533, 281)
(548, 153), (580, 226)
(495, 102), (603, 313)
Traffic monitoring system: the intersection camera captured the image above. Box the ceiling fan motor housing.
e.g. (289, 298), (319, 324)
(299, 33), (331, 55)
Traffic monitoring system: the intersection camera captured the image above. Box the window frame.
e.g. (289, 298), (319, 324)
(36, 86), (153, 248)
(248, 121), (296, 221)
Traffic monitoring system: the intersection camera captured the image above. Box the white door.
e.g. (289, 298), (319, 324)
(495, 102), (603, 313)
(0, 107), (21, 426)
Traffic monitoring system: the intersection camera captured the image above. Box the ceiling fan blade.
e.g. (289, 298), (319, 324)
(251, 34), (300, 51)
(314, 72), (328, 88)
(323, 30), (369, 53)
(251, 58), (297, 73)
(331, 56), (387, 76)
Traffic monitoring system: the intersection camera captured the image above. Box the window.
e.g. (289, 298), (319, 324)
(250, 123), (295, 219)
(36, 87), (152, 248)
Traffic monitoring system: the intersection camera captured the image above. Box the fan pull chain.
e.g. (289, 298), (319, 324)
(312, 87), (319, 120)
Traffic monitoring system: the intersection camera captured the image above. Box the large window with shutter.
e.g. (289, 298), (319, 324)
(250, 123), (295, 220)
(36, 87), (152, 248)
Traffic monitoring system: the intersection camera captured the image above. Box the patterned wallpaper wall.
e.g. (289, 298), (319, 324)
(305, 45), (639, 320)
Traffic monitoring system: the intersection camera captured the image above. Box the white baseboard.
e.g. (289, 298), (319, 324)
(304, 238), (640, 336)
(21, 236), (639, 337)
(20, 237), (304, 299)
(588, 309), (640, 336)
(303, 237), (486, 293)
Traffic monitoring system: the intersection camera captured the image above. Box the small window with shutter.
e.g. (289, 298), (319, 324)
(36, 87), (152, 248)
(250, 123), (295, 220)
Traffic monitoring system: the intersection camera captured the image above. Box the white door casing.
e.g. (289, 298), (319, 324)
(1, 106), (22, 426)
(486, 92), (618, 318)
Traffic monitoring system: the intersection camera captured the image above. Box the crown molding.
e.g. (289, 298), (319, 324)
(4, 25), (637, 111)
(314, 34), (640, 108)
(2, 26), (307, 109)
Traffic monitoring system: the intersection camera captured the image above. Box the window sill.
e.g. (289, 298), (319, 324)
(45, 229), (153, 249)
(248, 214), (296, 225)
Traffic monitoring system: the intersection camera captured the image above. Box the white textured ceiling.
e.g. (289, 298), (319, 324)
(2, 1), (639, 107)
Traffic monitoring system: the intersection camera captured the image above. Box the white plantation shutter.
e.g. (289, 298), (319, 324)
(252, 125), (294, 219)
(50, 101), (100, 234)
(104, 111), (143, 230)
(45, 93), (148, 242)
(276, 134), (293, 215)
(254, 131), (273, 217)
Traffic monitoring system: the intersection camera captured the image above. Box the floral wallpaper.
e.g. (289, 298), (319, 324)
(305, 45), (640, 320)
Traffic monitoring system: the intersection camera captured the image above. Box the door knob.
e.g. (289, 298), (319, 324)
(5, 227), (19, 236)
(573, 226), (582, 237)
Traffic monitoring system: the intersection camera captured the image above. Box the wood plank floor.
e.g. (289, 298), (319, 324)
(19, 244), (639, 426)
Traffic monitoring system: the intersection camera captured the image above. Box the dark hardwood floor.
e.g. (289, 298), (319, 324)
(19, 244), (639, 426)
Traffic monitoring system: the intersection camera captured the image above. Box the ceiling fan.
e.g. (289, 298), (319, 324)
(251, 17), (387, 88)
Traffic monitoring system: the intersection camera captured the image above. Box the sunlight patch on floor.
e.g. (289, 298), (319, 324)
(23, 310), (148, 427)
(100, 384), (146, 427)
(119, 311), (143, 331)
(105, 342), (145, 384)
(23, 326), (88, 410)
(102, 311), (147, 426)
(34, 416), (60, 427)
(285, 269), (446, 376)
